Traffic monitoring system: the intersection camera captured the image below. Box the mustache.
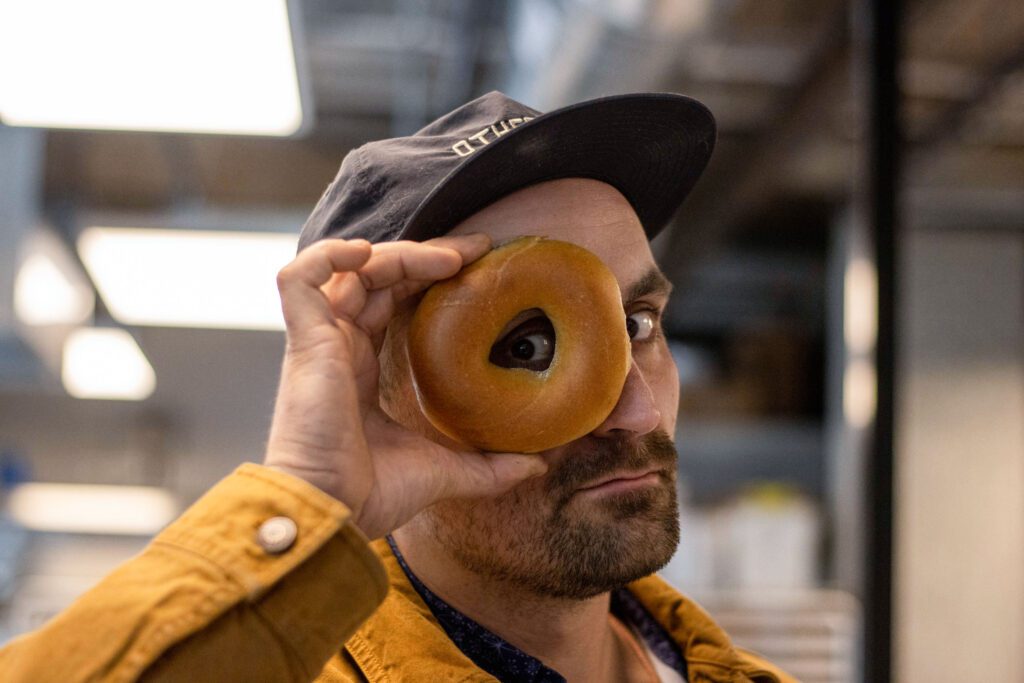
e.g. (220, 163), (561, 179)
(545, 429), (678, 509)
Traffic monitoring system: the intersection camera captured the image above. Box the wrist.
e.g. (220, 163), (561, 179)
(262, 462), (348, 508)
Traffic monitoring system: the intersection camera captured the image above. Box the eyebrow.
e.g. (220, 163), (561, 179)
(624, 266), (673, 304)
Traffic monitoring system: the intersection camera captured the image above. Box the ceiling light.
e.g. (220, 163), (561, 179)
(14, 232), (95, 327)
(843, 358), (876, 430)
(8, 483), (178, 535)
(77, 227), (296, 330)
(62, 327), (156, 400)
(844, 257), (878, 355)
(0, 0), (306, 136)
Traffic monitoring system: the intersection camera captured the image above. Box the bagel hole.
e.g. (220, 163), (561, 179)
(489, 308), (555, 372)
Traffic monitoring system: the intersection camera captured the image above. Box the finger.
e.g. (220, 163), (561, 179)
(326, 271), (433, 327)
(354, 242), (459, 291)
(352, 285), (397, 342)
(350, 234), (492, 338)
(277, 240), (372, 328)
(324, 270), (369, 322)
(484, 453), (549, 490)
(357, 234), (490, 291)
(422, 233), (492, 266)
(354, 276), (440, 336)
(281, 239), (373, 289)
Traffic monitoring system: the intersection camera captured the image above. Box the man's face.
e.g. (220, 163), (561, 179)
(385, 178), (681, 599)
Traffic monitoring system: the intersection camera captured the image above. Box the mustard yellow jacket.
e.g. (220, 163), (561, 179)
(0, 464), (795, 682)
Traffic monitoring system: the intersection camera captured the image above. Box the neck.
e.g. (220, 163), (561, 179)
(391, 525), (624, 683)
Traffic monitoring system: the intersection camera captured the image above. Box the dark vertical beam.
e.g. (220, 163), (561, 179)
(859, 0), (901, 680)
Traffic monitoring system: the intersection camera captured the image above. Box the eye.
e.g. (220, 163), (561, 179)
(626, 310), (658, 342)
(489, 315), (555, 371)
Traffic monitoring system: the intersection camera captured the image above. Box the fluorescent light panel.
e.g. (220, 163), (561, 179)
(62, 327), (156, 400)
(8, 483), (178, 535)
(15, 252), (94, 327)
(78, 227), (296, 330)
(0, 0), (304, 135)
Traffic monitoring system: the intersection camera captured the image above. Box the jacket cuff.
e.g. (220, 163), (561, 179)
(153, 462), (387, 603)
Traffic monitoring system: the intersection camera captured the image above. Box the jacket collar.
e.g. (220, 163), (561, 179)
(622, 574), (779, 682)
(344, 538), (778, 683)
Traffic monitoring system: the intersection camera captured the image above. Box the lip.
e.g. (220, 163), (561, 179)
(576, 468), (662, 495)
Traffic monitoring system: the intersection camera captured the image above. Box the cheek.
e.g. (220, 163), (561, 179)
(433, 471), (552, 538)
(381, 322), (510, 453)
(383, 373), (465, 450)
(379, 320), (442, 437)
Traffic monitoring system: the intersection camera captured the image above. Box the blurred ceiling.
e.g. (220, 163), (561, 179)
(34, 0), (1024, 328)
(1, 0), (1022, 488)
(34, 0), (1024, 336)
(38, 0), (1024, 224)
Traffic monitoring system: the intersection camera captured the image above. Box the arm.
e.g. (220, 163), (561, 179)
(0, 464), (386, 683)
(0, 236), (547, 682)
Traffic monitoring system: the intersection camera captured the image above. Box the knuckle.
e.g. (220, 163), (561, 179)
(307, 241), (332, 263)
(276, 264), (295, 287)
(357, 270), (376, 290)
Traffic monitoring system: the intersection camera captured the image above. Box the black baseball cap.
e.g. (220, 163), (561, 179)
(298, 90), (715, 250)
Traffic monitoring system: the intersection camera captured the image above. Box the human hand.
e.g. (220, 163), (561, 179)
(263, 235), (548, 539)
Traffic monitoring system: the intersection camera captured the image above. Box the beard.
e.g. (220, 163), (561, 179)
(422, 429), (680, 600)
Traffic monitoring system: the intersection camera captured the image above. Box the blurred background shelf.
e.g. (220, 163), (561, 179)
(676, 419), (823, 504)
(693, 589), (861, 683)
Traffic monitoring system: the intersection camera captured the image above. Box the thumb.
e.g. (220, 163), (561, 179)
(487, 453), (549, 490)
(444, 452), (548, 500)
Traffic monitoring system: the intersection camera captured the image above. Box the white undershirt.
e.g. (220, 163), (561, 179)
(626, 619), (687, 683)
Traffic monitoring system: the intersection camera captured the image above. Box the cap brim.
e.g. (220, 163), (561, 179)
(399, 93), (716, 242)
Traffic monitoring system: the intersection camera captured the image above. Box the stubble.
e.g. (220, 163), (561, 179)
(424, 429), (681, 600)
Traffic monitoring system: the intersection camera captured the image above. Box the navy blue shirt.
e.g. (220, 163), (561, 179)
(386, 536), (688, 682)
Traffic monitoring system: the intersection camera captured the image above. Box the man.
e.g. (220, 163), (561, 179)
(0, 92), (794, 682)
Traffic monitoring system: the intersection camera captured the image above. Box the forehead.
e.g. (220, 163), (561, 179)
(448, 178), (655, 286)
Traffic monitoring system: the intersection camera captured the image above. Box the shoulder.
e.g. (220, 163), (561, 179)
(734, 647), (801, 683)
(626, 575), (799, 683)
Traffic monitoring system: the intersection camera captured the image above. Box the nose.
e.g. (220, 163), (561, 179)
(591, 358), (662, 438)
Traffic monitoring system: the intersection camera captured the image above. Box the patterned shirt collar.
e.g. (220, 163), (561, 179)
(385, 535), (687, 682)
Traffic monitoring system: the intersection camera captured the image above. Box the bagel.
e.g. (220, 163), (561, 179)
(407, 236), (631, 453)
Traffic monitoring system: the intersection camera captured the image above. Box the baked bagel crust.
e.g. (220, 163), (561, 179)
(407, 236), (631, 453)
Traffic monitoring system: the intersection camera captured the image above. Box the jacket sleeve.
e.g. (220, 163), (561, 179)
(0, 463), (388, 683)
